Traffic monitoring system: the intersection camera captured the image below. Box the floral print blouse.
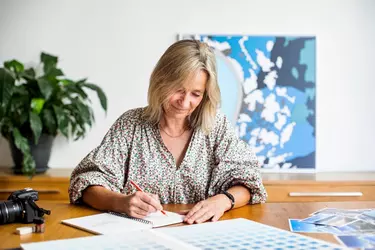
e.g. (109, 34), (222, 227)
(69, 108), (267, 204)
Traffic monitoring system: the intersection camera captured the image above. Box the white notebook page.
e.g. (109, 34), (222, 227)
(145, 210), (184, 227)
(61, 213), (151, 234)
(61, 210), (184, 235)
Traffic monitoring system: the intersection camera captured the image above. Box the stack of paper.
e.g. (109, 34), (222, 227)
(289, 208), (375, 249)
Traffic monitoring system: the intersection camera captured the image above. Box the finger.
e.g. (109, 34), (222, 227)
(147, 193), (160, 202)
(134, 208), (149, 217)
(138, 192), (163, 211)
(128, 208), (148, 218)
(142, 193), (162, 212)
(186, 207), (208, 224)
(131, 193), (157, 213)
(135, 198), (157, 213)
(195, 211), (215, 224)
(185, 202), (203, 220)
(142, 193), (163, 211)
(211, 213), (221, 222)
(177, 209), (190, 215)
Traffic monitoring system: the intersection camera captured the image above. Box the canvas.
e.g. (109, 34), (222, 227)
(180, 35), (316, 170)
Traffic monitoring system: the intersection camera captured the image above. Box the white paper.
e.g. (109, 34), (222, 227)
(156, 218), (347, 249)
(61, 210), (184, 235)
(61, 213), (151, 234)
(21, 230), (197, 250)
(145, 210), (184, 228)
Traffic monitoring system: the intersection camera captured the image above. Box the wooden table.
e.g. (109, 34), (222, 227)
(1, 201), (374, 249)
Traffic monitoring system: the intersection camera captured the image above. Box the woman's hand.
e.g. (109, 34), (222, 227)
(119, 191), (163, 219)
(183, 194), (232, 224)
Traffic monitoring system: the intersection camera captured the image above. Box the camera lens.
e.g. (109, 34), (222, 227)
(0, 200), (22, 224)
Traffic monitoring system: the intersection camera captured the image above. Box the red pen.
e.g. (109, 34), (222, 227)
(130, 180), (167, 216)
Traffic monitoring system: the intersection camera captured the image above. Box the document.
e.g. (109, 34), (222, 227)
(21, 230), (196, 250)
(61, 210), (184, 235)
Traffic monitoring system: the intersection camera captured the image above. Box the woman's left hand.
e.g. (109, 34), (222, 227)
(182, 194), (231, 224)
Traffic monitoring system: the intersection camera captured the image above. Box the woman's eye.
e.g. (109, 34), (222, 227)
(192, 93), (201, 97)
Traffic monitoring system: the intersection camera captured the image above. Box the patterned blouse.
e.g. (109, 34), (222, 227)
(69, 108), (267, 204)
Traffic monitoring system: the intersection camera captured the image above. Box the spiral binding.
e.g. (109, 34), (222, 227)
(108, 211), (153, 225)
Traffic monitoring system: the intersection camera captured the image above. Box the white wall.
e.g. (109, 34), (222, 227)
(0, 0), (374, 172)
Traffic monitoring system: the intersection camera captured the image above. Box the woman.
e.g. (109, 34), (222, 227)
(69, 39), (267, 224)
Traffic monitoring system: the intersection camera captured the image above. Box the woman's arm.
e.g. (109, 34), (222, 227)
(69, 113), (129, 204)
(225, 185), (251, 209)
(184, 114), (267, 224)
(211, 185), (252, 211)
(82, 186), (125, 212)
(208, 113), (267, 205)
(184, 185), (250, 224)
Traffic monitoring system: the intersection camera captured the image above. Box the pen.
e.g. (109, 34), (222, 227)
(130, 180), (167, 216)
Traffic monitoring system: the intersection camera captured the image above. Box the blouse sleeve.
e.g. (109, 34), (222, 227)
(69, 115), (129, 204)
(208, 114), (267, 204)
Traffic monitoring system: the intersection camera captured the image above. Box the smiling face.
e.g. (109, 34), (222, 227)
(163, 70), (207, 120)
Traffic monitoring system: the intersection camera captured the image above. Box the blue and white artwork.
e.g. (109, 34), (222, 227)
(180, 35), (316, 170)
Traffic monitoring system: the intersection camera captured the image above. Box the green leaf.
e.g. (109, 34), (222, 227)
(53, 105), (69, 138)
(12, 128), (35, 176)
(29, 112), (42, 144)
(60, 79), (74, 86)
(68, 84), (88, 99)
(21, 68), (36, 80)
(13, 84), (28, 95)
(77, 78), (87, 84)
(74, 130), (85, 141)
(22, 152), (36, 177)
(37, 78), (54, 100)
(75, 101), (92, 126)
(0, 68), (15, 112)
(0, 117), (12, 137)
(41, 52), (58, 74)
(4, 60), (24, 74)
(42, 108), (57, 135)
(12, 128), (30, 153)
(7, 94), (29, 127)
(65, 105), (87, 141)
(30, 98), (45, 114)
(81, 83), (107, 112)
(45, 68), (64, 79)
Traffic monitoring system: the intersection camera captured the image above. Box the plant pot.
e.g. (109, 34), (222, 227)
(9, 134), (55, 175)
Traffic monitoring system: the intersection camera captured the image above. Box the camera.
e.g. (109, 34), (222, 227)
(0, 188), (51, 225)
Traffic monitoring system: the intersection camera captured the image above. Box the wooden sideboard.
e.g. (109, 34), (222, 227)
(0, 168), (374, 202)
(0, 168), (71, 201)
(262, 172), (375, 202)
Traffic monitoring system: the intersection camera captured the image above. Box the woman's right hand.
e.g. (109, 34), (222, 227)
(120, 191), (163, 218)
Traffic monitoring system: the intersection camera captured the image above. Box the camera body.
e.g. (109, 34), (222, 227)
(0, 188), (51, 225)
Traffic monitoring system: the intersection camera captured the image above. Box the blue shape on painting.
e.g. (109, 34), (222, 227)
(291, 67), (299, 79)
(183, 35), (316, 170)
(216, 53), (242, 124)
(300, 39), (316, 83)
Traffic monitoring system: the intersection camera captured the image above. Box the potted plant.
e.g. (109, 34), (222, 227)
(0, 52), (107, 176)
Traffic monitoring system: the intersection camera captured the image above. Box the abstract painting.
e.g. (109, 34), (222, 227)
(179, 35), (316, 170)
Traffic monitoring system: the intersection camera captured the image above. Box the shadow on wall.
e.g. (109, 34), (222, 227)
(0, 137), (14, 167)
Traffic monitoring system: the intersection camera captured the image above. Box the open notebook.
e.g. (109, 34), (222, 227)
(61, 210), (184, 235)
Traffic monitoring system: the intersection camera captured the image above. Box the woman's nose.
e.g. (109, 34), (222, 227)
(179, 94), (190, 108)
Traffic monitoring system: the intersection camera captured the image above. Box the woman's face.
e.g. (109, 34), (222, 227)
(163, 70), (207, 120)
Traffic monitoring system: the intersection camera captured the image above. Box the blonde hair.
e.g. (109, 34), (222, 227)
(143, 39), (221, 134)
